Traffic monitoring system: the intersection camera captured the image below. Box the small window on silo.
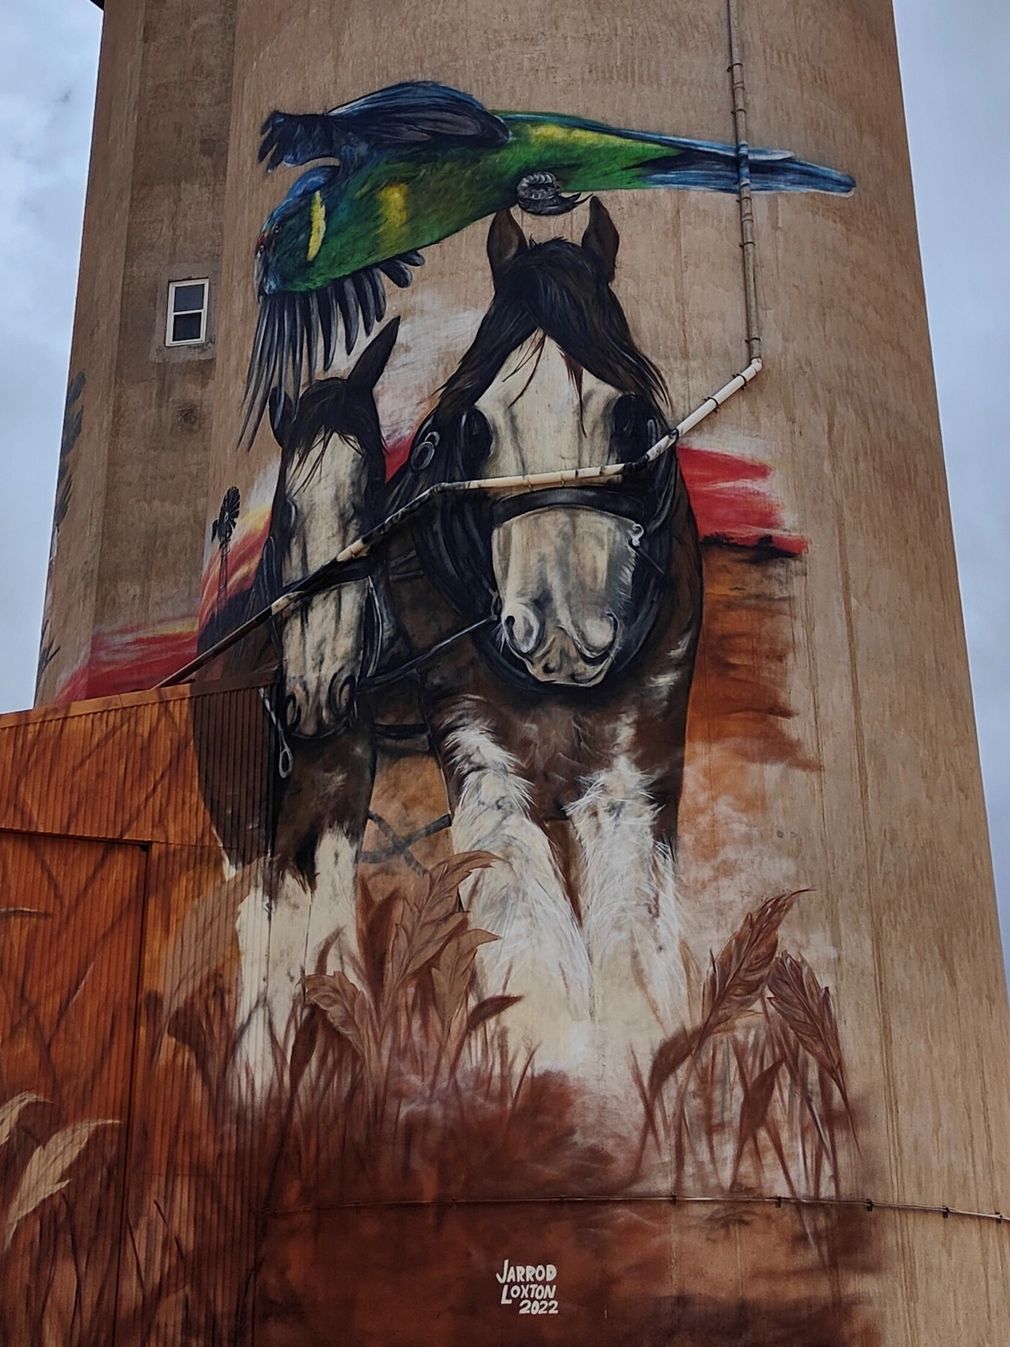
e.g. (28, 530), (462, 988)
(166, 279), (209, 346)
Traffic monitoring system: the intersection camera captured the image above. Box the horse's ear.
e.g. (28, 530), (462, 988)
(581, 197), (619, 282)
(348, 316), (400, 393)
(487, 210), (527, 285)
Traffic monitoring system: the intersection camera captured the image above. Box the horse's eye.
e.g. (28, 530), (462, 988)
(460, 409), (492, 466)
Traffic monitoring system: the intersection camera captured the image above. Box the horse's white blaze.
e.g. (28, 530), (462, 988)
(569, 753), (686, 1070)
(477, 339), (641, 686)
(281, 432), (370, 735)
(445, 716), (592, 1066)
(476, 338), (615, 476)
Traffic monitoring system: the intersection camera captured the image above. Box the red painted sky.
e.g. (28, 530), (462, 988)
(385, 438), (805, 555)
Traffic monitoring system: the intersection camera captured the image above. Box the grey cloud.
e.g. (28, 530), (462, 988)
(0, 0), (100, 712)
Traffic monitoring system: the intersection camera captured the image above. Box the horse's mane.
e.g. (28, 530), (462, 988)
(283, 378), (385, 469)
(437, 237), (667, 421)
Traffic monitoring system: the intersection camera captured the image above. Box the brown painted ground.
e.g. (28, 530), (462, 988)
(256, 1203), (876, 1347)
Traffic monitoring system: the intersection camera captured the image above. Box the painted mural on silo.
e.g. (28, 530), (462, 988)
(191, 78), (867, 1342)
(1, 72), (888, 1346)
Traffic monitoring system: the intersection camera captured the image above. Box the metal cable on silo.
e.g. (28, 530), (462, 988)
(728, 0), (762, 365)
(260, 1191), (1009, 1229)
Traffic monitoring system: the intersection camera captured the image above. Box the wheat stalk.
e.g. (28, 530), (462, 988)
(767, 952), (849, 1107)
(699, 890), (805, 1038)
(5, 1119), (117, 1252)
(647, 890), (804, 1104)
(385, 853), (495, 1002)
(303, 971), (376, 1075)
(0, 1093), (45, 1153)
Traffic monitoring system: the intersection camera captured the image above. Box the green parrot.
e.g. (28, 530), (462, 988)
(243, 81), (854, 439)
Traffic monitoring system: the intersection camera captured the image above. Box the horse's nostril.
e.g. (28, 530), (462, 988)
(326, 673), (357, 728)
(576, 614), (619, 661)
(502, 604), (543, 656)
(284, 692), (302, 731)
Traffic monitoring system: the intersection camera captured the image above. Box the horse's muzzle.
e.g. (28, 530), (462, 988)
(282, 672), (358, 739)
(501, 603), (619, 686)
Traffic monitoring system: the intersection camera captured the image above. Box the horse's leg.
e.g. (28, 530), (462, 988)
(232, 731), (373, 1102)
(443, 718), (592, 1069)
(568, 751), (687, 1093)
(232, 861), (304, 1105)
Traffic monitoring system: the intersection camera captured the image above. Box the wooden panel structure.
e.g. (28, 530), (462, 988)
(0, 832), (146, 1344)
(0, 684), (268, 1344)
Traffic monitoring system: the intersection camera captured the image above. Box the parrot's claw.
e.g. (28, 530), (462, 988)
(516, 172), (584, 216)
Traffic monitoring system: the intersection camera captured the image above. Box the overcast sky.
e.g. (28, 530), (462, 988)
(0, 1), (1005, 974)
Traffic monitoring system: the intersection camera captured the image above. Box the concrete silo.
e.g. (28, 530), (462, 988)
(8, 0), (1008, 1342)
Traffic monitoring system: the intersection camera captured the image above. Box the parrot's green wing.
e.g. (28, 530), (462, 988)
(243, 83), (511, 442)
(259, 80), (509, 171)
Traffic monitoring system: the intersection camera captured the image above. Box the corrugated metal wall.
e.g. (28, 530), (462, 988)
(0, 831), (146, 1344)
(0, 679), (273, 1346)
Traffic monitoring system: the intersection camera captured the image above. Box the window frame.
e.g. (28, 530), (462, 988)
(165, 278), (210, 348)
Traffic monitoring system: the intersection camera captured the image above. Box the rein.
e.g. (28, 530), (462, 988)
(159, 360), (760, 691)
(362, 616), (495, 693)
(271, 553), (374, 606)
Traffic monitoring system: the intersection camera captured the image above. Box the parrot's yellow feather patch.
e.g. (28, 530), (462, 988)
(378, 182), (409, 248)
(307, 191), (326, 262)
(529, 123), (598, 147)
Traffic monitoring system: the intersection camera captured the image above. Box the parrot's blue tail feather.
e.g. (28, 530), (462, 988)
(504, 112), (855, 196)
(637, 144), (854, 196)
(750, 149), (854, 195)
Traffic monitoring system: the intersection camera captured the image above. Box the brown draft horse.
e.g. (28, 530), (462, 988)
(375, 200), (703, 1076)
(194, 320), (399, 1098)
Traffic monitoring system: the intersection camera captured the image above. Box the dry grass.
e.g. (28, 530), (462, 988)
(634, 891), (857, 1204)
(0, 853), (860, 1344)
(0, 1089), (124, 1345)
(290, 851), (612, 1203)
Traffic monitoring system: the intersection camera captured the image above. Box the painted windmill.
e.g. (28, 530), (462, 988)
(211, 487), (241, 616)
